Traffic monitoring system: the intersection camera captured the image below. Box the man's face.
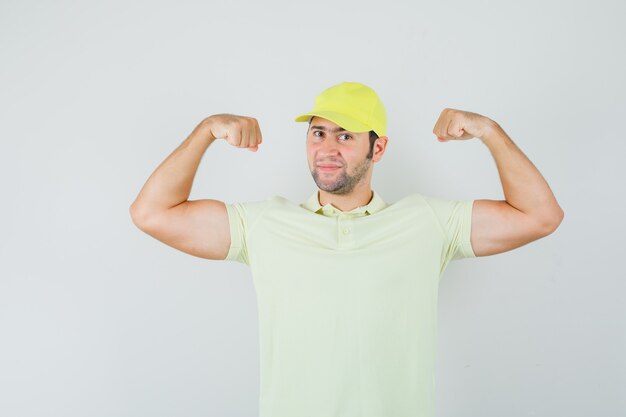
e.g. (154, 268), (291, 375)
(306, 116), (373, 195)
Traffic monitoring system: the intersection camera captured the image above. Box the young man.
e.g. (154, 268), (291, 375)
(129, 81), (564, 417)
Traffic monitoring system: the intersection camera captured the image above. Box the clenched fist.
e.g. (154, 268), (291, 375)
(203, 113), (263, 152)
(432, 108), (495, 142)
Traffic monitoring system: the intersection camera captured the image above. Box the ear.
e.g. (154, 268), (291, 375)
(372, 136), (388, 162)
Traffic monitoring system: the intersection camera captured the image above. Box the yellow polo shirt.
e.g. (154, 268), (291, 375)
(224, 190), (475, 417)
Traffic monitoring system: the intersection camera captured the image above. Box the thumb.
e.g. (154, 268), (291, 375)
(247, 145), (259, 152)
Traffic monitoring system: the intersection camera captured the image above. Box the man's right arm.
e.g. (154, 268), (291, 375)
(128, 114), (263, 260)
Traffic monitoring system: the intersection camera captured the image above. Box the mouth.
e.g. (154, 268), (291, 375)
(317, 165), (342, 171)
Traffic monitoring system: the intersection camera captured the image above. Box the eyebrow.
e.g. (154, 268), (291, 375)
(310, 125), (348, 133)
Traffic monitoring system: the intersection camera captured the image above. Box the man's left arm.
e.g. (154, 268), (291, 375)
(433, 108), (565, 257)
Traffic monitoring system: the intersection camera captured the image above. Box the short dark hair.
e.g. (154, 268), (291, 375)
(307, 119), (380, 159)
(367, 130), (379, 160)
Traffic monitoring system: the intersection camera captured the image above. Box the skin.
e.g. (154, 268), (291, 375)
(432, 107), (564, 256)
(305, 116), (389, 212)
(130, 109), (563, 261)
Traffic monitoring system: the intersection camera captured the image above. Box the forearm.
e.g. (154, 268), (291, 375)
(129, 118), (217, 221)
(480, 122), (564, 226)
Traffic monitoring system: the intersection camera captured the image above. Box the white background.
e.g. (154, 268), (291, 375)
(1, 0), (624, 416)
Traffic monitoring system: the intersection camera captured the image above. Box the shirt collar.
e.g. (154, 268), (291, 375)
(300, 189), (387, 217)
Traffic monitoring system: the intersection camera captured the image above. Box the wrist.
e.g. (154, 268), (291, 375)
(480, 120), (505, 146)
(199, 117), (218, 143)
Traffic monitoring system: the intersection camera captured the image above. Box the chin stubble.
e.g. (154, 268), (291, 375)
(311, 157), (371, 195)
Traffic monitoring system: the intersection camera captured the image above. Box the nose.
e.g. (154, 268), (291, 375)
(317, 137), (341, 157)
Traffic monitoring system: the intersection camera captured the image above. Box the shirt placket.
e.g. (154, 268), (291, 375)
(337, 213), (355, 249)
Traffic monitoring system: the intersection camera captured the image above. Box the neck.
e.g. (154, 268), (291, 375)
(318, 185), (374, 212)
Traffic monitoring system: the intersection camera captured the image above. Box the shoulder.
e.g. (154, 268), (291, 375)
(369, 192), (432, 220)
(388, 192), (473, 227)
(225, 194), (298, 217)
(224, 196), (275, 225)
(387, 192), (429, 208)
(408, 192), (472, 212)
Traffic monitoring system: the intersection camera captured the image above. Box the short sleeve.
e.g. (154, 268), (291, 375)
(421, 195), (476, 274)
(223, 199), (270, 265)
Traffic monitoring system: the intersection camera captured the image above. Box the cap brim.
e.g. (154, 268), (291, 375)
(293, 110), (371, 133)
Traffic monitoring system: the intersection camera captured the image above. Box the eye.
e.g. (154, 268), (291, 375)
(311, 131), (351, 141)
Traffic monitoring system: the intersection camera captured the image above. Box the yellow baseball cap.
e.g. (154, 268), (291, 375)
(294, 81), (387, 137)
